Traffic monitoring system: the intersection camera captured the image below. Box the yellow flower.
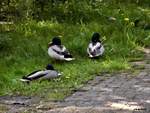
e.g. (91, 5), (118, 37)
(124, 18), (129, 21)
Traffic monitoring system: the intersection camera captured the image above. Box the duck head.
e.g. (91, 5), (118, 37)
(52, 37), (61, 45)
(46, 64), (54, 70)
(91, 32), (101, 44)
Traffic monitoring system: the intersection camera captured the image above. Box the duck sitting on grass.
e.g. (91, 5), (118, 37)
(48, 37), (75, 61)
(20, 64), (62, 82)
(87, 32), (105, 58)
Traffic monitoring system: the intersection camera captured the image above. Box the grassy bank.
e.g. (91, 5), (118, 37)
(0, 1), (149, 100)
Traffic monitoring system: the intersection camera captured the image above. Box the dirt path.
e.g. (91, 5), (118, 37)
(0, 48), (150, 113)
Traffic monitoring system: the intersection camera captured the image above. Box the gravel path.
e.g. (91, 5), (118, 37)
(0, 48), (149, 113)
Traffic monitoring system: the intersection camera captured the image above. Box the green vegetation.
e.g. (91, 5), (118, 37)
(0, 0), (149, 99)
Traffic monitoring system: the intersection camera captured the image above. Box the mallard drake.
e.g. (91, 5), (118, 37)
(20, 64), (62, 82)
(87, 33), (105, 58)
(48, 37), (75, 61)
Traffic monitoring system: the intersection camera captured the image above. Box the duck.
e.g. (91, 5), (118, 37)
(20, 64), (62, 82)
(48, 37), (75, 61)
(87, 32), (105, 58)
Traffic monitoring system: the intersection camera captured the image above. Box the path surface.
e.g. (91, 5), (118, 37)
(0, 48), (150, 113)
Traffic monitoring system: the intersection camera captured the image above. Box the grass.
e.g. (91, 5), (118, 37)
(0, 1), (149, 100)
